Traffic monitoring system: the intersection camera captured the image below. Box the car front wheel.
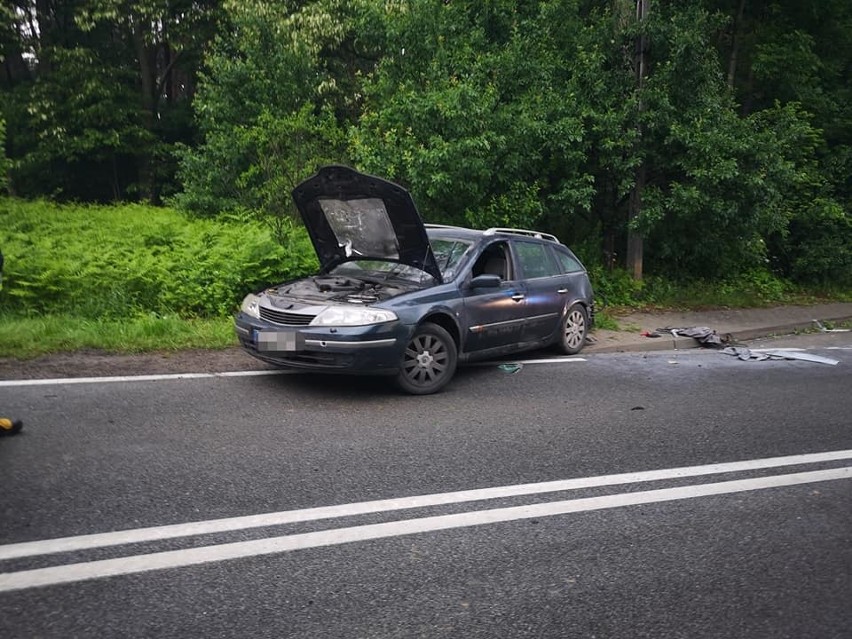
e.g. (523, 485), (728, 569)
(395, 323), (458, 395)
(556, 303), (588, 355)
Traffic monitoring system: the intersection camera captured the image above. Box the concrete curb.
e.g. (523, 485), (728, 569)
(725, 314), (852, 341)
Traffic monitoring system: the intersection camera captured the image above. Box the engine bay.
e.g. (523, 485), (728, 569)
(268, 275), (417, 306)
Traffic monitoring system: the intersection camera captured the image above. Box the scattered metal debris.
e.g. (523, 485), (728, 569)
(723, 346), (769, 361)
(497, 363), (523, 374)
(813, 320), (850, 333)
(722, 347), (838, 365)
(759, 349), (839, 365)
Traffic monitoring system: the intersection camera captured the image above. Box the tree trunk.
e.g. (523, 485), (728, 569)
(132, 15), (157, 203)
(727, 0), (747, 91)
(627, 0), (649, 281)
(626, 163), (645, 280)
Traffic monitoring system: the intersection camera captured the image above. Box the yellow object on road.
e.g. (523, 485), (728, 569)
(0, 418), (23, 435)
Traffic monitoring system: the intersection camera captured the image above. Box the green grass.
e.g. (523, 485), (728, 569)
(0, 197), (317, 359)
(0, 314), (237, 359)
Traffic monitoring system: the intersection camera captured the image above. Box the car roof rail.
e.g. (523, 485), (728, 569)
(483, 227), (560, 243)
(423, 223), (467, 230)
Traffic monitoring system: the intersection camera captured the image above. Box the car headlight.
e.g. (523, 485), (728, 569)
(310, 306), (398, 326)
(241, 294), (261, 319)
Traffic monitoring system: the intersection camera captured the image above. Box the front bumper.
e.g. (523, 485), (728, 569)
(234, 313), (410, 374)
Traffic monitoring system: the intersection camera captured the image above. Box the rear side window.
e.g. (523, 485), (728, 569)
(552, 247), (585, 273)
(514, 241), (560, 279)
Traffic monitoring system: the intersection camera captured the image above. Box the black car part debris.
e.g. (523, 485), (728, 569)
(642, 326), (732, 348)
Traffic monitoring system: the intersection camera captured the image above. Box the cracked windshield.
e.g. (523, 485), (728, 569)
(331, 238), (472, 283)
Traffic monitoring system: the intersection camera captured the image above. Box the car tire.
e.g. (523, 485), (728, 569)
(556, 303), (588, 355)
(395, 323), (458, 395)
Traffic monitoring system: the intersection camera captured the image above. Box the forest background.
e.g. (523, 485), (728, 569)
(1, 0), (851, 355)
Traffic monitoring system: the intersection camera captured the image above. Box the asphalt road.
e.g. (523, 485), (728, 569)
(1, 333), (851, 638)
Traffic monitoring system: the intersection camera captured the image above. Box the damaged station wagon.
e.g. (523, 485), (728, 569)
(235, 166), (595, 394)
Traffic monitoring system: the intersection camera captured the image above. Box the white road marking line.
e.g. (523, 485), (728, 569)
(0, 370), (287, 388)
(515, 357), (586, 364)
(1, 467), (849, 593)
(2, 448), (851, 561)
(0, 359), (585, 386)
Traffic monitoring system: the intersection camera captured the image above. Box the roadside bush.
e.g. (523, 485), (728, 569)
(784, 199), (852, 286)
(587, 265), (814, 312)
(0, 198), (317, 319)
(587, 266), (644, 308)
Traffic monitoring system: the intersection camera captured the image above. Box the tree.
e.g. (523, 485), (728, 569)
(352, 1), (594, 231)
(1, 0), (221, 202)
(174, 0), (852, 283)
(76, 0), (223, 202)
(629, 3), (819, 278)
(2, 0), (151, 200)
(174, 0), (359, 228)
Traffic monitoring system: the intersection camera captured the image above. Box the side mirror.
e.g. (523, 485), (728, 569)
(469, 274), (502, 289)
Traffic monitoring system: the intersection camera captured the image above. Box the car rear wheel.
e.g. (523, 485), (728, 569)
(395, 323), (458, 395)
(556, 303), (588, 355)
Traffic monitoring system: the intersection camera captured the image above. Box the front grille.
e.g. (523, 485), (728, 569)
(259, 307), (316, 326)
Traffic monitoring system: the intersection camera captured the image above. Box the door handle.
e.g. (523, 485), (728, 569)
(557, 288), (568, 294)
(511, 294), (525, 302)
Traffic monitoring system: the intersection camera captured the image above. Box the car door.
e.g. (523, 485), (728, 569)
(461, 240), (528, 354)
(512, 239), (568, 343)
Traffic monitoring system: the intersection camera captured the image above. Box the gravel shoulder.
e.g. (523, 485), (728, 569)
(0, 347), (274, 380)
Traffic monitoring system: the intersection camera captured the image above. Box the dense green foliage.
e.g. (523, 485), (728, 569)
(2, 0), (222, 202)
(171, 0), (352, 240)
(2, 0), (851, 287)
(0, 198), (317, 318)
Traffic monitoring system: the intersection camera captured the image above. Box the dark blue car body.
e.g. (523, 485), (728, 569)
(235, 167), (594, 394)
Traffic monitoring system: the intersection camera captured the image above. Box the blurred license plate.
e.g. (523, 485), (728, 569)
(255, 330), (297, 352)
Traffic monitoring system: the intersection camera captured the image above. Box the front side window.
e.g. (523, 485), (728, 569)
(471, 241), (512, 280)
(430, 238), (474, 281)
(514, 241), (560, 279)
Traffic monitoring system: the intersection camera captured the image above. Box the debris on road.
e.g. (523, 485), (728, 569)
(722, 347), (839, 366)
(758, 350), (839, 365)
(0, 418), (23, 436)
(723, 346), (769, 361)
(644, 326), (730, 348)
(813, 320), (850, 333)
(497, 363), (523, 374)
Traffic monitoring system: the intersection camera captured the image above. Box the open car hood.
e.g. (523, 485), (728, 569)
(292, 166), (443, 283)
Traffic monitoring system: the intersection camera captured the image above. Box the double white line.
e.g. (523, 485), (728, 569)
(2, 449), (851, 593)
